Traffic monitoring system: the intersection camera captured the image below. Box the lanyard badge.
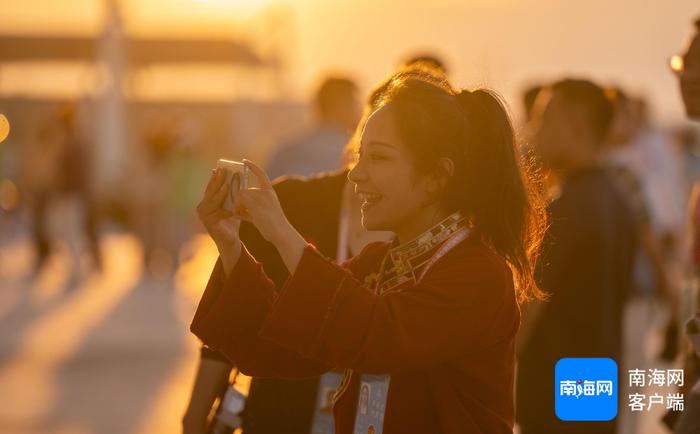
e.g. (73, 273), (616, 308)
(349, 212), (470, 433)
(353, 375), (391, 434)
(311, 372), (344, 434)
(314, 211), (469, 433)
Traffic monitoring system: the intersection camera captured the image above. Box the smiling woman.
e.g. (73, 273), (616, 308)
(350, 106), (450, 244)
(191, 64), (547, 434)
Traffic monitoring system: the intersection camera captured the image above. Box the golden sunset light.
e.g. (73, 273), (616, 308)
(2, 1), (700, 433)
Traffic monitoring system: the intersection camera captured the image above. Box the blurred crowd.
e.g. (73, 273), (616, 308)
(1, 13), (700, 434)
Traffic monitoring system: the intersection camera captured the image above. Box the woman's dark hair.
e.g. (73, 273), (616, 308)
(343, 62), (446, 167)
(372, 73), (547, 303)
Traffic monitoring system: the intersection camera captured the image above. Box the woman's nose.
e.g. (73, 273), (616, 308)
(348, 159), (367, 184)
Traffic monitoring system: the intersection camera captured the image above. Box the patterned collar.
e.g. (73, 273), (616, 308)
(332, 211), (470, 407)
(364, 211), (469, 295)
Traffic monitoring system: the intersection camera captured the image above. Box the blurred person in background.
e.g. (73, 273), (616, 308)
(672, 14), (700, 434)
(132, 118), (176, 279)
(516, 79), (637, 434)
(605, 88), (680, 329)
(400, 52), (448, 76)
(20, 102), (102, 277)
(677, 17), (700, 122)
(675, 125), (700, 196)
(56, 103), (102, 273)
(604, 87), (679, 434)
(131, 115), (209, 280)
(164, 115), (209, 266)
(522, 84), (544, 123)
(21, 108), (63, 271)
(629, 96), (688, 299)
(266, 76), (360, 179)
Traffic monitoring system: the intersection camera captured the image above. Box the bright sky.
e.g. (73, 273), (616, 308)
(1, 0), (699, 123)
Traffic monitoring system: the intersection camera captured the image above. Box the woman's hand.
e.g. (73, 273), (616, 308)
(197, 167), (242, 274)
(235, 160), (291, 244)
(236, 160), (308, 273)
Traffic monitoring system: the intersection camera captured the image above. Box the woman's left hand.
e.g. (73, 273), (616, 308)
(235, 160), (291, 244)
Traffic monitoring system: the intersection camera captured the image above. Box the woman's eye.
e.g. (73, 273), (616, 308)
(369, 154), (388, 161)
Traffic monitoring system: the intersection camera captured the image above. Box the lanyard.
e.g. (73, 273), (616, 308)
(351, 225), (469, 434)
(335, 180), (353, 263)
(334, 214), (470, 424)
(311, 181), (361, 434)
(369, 212), (469, 295)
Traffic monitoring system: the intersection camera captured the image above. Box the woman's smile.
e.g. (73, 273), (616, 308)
(357, 191), (383, 212)
(348, 105), (446, 241)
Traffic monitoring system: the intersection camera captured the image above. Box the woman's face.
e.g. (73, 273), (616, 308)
(348, 105), (439, 237)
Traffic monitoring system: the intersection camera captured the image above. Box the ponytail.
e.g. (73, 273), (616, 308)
(375, 76), (547, 303)
(455, 89), (547, 303)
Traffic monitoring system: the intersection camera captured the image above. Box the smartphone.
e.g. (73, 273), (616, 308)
(216, 159), (249, 212)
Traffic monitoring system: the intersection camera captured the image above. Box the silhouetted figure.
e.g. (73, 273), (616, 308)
(605, 88), (677, 317)
(605, 87), (679, 434)
(677, 18), (700, 122)
(516, 79), (637, 434)
(56, 104), (102, 270)
(23, 102), (102, 274)
(672, 15), (700, 434)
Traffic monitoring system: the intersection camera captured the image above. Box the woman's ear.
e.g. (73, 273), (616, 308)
(427, 157), (454, 194)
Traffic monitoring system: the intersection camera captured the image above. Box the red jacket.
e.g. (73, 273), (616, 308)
(191, 237), (519, 434)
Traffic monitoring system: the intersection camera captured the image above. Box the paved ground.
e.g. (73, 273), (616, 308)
(0, 227), (221, 434)
(0, 222), (680, 434)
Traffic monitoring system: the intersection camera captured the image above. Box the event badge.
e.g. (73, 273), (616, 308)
(311, 372), (344, 434)
(353, 375), (390, 434)
(214, 384), (246, 429)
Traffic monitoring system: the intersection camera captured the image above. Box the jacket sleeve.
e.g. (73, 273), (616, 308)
(258, 243), (518, 374)
(190, 245), (330, 378)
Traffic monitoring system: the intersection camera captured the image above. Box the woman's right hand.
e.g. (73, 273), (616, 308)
(197, 168), (242, 274)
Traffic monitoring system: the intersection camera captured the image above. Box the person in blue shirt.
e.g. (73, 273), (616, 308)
(266, 76), (360, 180)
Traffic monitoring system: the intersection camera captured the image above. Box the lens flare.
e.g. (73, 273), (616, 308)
(0, 114), (9, 143)
(670, 55), (684, 74)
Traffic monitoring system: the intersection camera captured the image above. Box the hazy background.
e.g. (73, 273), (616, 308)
(1, 1), (699, 433)
(1, 0), (698, 122)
